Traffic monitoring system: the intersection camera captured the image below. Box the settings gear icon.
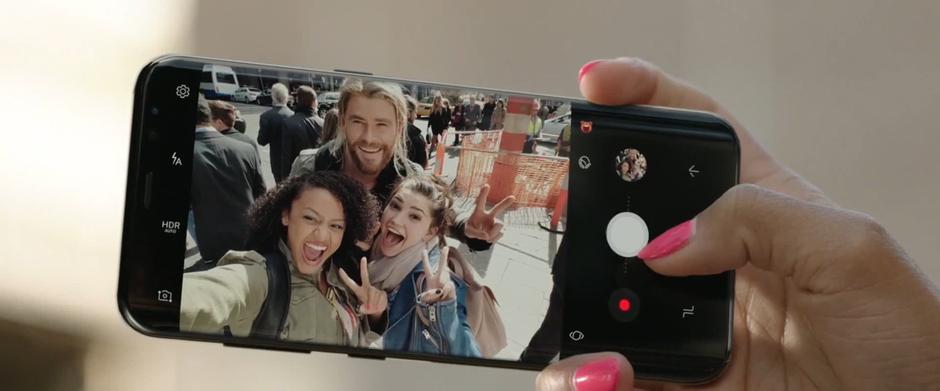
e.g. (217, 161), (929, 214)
(175, 84), (191, 99)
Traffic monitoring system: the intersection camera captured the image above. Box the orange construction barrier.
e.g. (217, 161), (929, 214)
(550, 173), (569, 229)
(435, 130), (501, 177)
(459, 130), (502, 151)
(485, 96), (536, 204)
(454, 148), (568, 208)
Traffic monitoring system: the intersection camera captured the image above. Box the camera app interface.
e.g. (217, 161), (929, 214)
(563, 114), (737, 360)
(156, 61), (581, 363)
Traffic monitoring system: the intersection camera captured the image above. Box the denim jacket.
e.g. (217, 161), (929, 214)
(381, 247), (482, 357)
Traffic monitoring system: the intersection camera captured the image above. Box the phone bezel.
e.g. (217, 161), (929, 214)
(118, 54), (738, 381)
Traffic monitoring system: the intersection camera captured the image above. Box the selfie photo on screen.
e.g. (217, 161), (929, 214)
(178, 65), (573, 362)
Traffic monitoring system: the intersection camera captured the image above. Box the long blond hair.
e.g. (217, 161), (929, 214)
(431, 95), (443, 114)
(331, 78), (414, 176)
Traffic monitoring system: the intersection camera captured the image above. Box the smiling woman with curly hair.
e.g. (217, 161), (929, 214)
(179, 171), (385, 347)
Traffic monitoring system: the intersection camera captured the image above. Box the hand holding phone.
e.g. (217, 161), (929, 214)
(119, 56), (741, 383)
(534, 57), (940, 390)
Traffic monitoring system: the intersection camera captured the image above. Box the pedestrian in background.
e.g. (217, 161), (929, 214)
(481, 95), (495, 130)
(403, 94), (429, 168)
(321, 108), (340, 144)
(209, 100), (258, 150)
(490, 98), (506, 130)
(257, 83), (294, 183)
(464, 95), (482, 131)
(280, 85), (323, 181)
(450, 102), (465, 146)
(189, 97), (266, 270)
(428, 95), (450, 152)
(522, 99), (542, 154)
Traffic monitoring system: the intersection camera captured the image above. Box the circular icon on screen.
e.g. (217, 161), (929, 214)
(614, 148), (647, 182)
(606, 212), (649, 258)
(608, 288), (640, 322)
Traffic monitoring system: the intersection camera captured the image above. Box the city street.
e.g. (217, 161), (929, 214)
(188, 101), (565, 360)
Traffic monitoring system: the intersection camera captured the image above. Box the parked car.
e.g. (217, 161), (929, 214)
(232, 87), (262, 103)
(538, 113), (571, 143)
(199, 64), (239, 100)
(256, 88), (293, 107)
(256, 88), (272, 106)
(317, 91), (340, 116)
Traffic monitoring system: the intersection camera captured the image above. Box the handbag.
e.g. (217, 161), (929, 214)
(445, 248), (507, 358)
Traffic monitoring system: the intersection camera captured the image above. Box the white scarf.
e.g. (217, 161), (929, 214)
(367, 237), (439, 291)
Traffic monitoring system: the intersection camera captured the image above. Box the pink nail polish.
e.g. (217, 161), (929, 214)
(573, 357), (620, 391)
(638, 219), (696, 261)
(578, 60), (604, 82)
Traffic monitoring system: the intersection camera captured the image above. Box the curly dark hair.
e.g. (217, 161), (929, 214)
(245, 171), (379, 279)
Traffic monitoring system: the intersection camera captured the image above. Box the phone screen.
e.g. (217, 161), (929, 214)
(120, 57), (736, 377)
(123, 57), (576, 367)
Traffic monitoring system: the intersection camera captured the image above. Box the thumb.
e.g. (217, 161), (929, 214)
(536, 352), (634, 391)
(637, 184), (895, 294)
(578, 57), (717, 114)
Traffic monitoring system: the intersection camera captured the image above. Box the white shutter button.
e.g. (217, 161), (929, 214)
(606, 212), (649, 258)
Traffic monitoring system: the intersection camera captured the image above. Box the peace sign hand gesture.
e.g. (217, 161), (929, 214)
(465, 184), (515, 243)
(338, 257), (388, 317)
(418, 247), (456, 305)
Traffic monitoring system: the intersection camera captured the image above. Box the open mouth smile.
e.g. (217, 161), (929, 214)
(358, 145), (382, 154)
(382, 225), (405, 248)
(302, 242), (328, 266)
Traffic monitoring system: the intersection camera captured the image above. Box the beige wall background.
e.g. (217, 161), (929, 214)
(1, 0), (937, 389)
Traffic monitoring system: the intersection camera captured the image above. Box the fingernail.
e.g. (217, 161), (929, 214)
(578, 59), (604, 82)
(573, 357), (620, 391)
(638, 219), (696, 261)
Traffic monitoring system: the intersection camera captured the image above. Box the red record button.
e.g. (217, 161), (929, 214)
(609, 288), (640, 322)
(618, 298), (631, 312)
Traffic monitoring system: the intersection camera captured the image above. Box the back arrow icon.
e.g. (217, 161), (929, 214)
(689, 165), (700, 177)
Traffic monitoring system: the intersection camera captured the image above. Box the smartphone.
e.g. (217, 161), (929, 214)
(118, 55), (736, 382)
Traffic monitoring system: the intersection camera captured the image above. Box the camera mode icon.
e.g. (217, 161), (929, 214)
(157, 289), (173, 303)
(568, 330), (585, 341)
(578, 156), (592, 170)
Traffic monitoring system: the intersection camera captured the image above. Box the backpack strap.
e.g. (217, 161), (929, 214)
(250, 251), (291, 339)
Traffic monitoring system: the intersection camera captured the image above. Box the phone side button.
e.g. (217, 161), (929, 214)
(222, 342), (310, 354)
(143, 172), (153, 209)
(333, 69), (373, 76)
(347, 353), (386, 361)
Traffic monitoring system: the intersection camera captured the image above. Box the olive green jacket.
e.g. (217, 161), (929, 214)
(180, 243), (376, 346)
